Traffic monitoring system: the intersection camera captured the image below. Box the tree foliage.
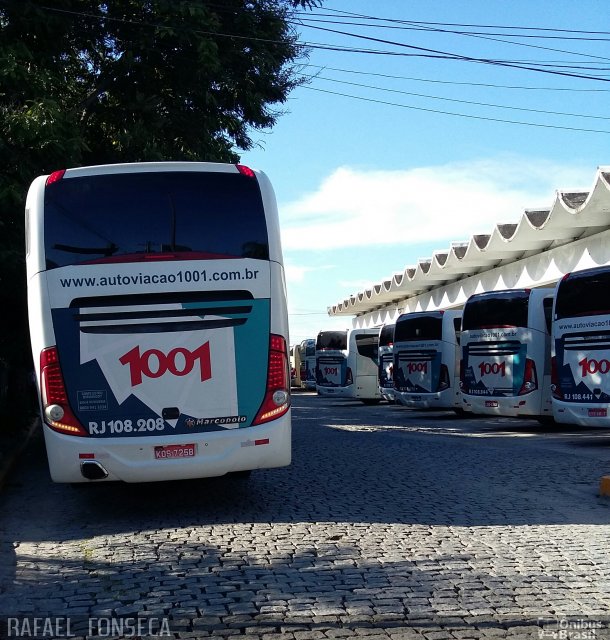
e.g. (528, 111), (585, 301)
(0, 0), (319, 424)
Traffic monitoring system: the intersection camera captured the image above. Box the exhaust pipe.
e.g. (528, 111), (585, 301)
(80, 460), (109, 480)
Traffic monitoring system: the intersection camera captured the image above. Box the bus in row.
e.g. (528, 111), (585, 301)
(393, 310), (462, 412)
(290, 344), (302, 388)
(460, 288), (554, 421)
(552, 265), (610, 427)
(300, 338), (317, 390)
(377, 323), (395, 403)
(315, 328), (381, 404)
(26, 161), (291, 483)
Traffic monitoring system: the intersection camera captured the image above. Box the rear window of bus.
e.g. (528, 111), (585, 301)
(395, 313), (442, 342)
(43, 171), (269, 269)
(379, 324), (395, 347)
(462, 291), (529, 330)
(316, 331), (347, 350)
(556, 268), (610, 320)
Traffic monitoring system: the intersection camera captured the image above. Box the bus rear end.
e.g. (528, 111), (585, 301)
(393, 311), (461, 410)
(302, 339), (317, 390)
(378, 323), (395, 402)
(460, 289), (553, 418)
(348, 328), (381, 404)
(315, 330), (348, 397)
(26, 162), (291, 483)
(553, 267), (610, 426)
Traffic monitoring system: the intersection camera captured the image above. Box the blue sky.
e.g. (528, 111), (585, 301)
(240, 0), (610, 345)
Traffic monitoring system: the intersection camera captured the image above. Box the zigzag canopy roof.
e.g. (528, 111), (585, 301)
(329, 166), (610, 317)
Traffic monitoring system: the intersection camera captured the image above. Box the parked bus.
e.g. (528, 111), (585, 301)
(316, 328), (381, 403)
(377, 323), (395, 402)
(300, 338), (317, 390)
(290, 344), (302, 388)
(552, 266), (610, 426)
(26, 162), (291, 483)
(393, 310), (462, 411)
(460, 288), (554, 419)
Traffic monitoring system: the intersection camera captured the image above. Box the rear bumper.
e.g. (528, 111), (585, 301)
(42, 413), (292, 483)
(316, 385), (352, 398)
(395, 389), (458, 410)
(462, 394), (544, 417)
(553, 401), (610, 427)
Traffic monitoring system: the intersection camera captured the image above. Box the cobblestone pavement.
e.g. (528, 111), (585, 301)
(1, 393), (610, 639)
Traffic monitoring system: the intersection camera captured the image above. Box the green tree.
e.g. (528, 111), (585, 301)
(0, 0), (319, 425)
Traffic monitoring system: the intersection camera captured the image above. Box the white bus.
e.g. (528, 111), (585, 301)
(290, 344), (302, 388)
(316, 328), (381, 403)
(393, 310), (462, 411)
(460, 288), (554, 419)
(377, 323), (395, 402)
(26, 162), (291, 483)
(552, 266), (610, 426)
(300, 338), (317, 390)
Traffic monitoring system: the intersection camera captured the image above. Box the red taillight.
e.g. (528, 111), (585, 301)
(551, 356), (563, 399)
(40, 347), (88, 436)
(437, 364), (450, 391)
(346, 367), (353, 385)
(253, 335), (290, 425)
(518, 358), (538, 395)
(236, 164), (256, 178)
(459, 359), (464, 388)
(45, 170), (66, 186)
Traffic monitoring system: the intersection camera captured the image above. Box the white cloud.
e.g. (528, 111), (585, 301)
(279, 156), (594, 251)
(284, 263), (334, 284)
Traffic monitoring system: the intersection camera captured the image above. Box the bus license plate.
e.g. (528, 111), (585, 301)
(154, 444), (196, 459)
(588, 408), (607, 418)
(485, 400), (499, 408)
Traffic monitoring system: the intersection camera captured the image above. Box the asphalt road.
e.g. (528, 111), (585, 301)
(1, 392), (610, 639)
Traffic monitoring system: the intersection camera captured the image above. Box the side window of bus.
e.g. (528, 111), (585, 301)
(355, 335), (378, 361)
(453, 317), (462, 346)
(543, 297), (553, 334)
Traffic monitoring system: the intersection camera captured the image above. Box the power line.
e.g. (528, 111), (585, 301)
(296, 16), (610, 63)
(298, 23), (610, 82)
(300, 8), (610, 37)
(302, 85), (610, 135)
(298, 72), (610, 121)
(298, 16), (610, 42)
(301, 63), (610, 92)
